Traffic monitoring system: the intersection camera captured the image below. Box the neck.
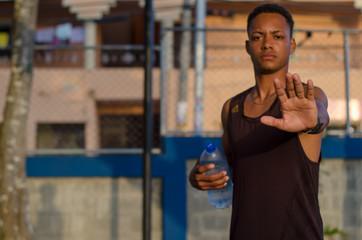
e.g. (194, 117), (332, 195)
(250, 87), (276, 105)
(254, 70), (287, 97)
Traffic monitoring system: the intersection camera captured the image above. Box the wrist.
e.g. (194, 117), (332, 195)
(302, 115), (323, 134)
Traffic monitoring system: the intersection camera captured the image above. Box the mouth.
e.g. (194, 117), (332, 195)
(261, 54), (276, 60)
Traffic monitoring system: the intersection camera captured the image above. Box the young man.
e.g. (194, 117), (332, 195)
(189, 3), (329, 240)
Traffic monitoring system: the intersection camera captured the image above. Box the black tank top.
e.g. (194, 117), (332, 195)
(228, 88), (323, 240)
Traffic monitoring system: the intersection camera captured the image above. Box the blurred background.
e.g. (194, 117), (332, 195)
(1, 0), (362, 240)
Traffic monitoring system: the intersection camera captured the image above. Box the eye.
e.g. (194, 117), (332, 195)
(274, 35), (284, 40)
(252, 35), (262, 41)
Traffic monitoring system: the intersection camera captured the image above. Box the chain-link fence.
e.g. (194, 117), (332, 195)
(161, 27), (362, 137)
(0, 28), (361, 154)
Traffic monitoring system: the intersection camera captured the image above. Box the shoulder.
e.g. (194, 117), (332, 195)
(303, 83), (328, 108)
(313, 86), (328, 108)
(233, 87), (253, 100)
(222, 88), (253, 124)
(221, 98), (232, 127)
(226, 88), (253, 109)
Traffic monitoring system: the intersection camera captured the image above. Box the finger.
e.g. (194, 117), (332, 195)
(260, 115), (284, 130)
(306, 79), (315, 101)
(285, 72), (295, 98)
(197, 175), (229, 190)
(274, 78), (288, 104)
(197, 163), (216, 174)
(293, 73), (305, 99)
(201, 182), (229, 191)
(195, 170), (227, 182)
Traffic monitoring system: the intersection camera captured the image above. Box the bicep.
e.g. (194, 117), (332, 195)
(314, 86), (328, 109)
(314, 86), (330, 128)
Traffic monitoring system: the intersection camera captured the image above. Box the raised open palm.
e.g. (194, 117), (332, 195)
(260, 73), (319, 132)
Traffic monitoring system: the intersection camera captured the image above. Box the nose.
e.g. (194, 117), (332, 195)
(262, 35), (272, 49)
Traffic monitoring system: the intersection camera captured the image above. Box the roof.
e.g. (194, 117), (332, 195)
(0, 0), (360, 25)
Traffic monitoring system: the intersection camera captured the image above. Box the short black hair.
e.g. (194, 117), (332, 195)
(247, 3), (294, 36)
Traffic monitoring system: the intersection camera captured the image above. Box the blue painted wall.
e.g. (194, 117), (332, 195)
(26, 136), (362, 240)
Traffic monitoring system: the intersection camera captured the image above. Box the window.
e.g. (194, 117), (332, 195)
(99, 15), (161, 67)
(97, 101), (160, 148)
(34, 24), (84, 68)
(37, 123), (85, 149)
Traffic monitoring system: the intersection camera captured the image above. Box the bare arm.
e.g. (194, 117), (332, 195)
(260, 73), (329, 162)
(298, 85), (329, 162)
(306, 85), (329, 133)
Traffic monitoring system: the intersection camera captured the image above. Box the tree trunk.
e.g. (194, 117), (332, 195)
(0, 0), (38, 239)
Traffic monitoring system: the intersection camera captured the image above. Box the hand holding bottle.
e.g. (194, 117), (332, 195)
(189, 161), (229, 191)
(189, 143), (233, 209)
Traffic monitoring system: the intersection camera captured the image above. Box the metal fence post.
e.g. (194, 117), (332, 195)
(194, 0), (206, 135)
(177, 0), (192, 128)
(160, 27), (166, 136)
(143, 0), (154, 239)
(343, 29), (352, 137)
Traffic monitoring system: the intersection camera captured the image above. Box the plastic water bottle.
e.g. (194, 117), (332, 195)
(200, 142), (233, 209)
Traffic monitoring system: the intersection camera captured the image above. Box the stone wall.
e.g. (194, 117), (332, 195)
(187, 160), (231, 240)
(28, 177), (163, 240)
(23, 158), (362, 240)
(187, 158), (362, 240)
(319, 159), (362, 240)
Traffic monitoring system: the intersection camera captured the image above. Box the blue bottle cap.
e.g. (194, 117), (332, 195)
(206, 142), (216, 153)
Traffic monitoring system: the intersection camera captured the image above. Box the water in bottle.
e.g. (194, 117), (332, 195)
(200, 142), (233, 209)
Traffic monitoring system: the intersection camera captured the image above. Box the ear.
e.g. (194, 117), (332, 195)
(245, 40), (251, 55)
(290, 38), (296, 55)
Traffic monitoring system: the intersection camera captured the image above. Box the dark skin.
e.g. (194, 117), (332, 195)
(189, 13), (329, 191)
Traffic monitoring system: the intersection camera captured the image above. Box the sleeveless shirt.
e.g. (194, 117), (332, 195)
(228, 88), (324, 240)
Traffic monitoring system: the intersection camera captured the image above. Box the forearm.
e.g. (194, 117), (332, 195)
(303, 86), (329, 134)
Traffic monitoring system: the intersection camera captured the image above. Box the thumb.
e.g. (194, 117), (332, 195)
(260, 116), (284, 130)
(198, 163), (215, 173)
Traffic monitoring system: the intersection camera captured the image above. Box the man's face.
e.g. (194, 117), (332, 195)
(246, 13), (296, 74)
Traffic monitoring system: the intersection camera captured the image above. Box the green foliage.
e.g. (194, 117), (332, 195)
(323, 226), (349, 240)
